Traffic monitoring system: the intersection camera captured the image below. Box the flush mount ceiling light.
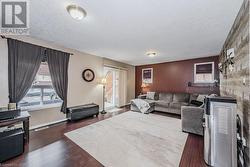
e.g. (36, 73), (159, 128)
(146, 51), (157, 57)
(67, 5), (87, 20)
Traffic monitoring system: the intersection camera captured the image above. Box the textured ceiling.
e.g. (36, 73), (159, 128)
(29, 0), (243, 65)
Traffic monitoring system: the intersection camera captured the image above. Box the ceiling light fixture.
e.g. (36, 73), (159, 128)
(67, 5), (87, 20)
(146, 51), (157, 57)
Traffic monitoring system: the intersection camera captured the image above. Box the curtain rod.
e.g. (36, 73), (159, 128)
(1, 35), (74, 55)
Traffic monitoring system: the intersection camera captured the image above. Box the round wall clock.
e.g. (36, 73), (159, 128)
(82, 69), (95, 82)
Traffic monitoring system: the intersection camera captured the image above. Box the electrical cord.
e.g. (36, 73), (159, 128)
(236, 115), (246, 167)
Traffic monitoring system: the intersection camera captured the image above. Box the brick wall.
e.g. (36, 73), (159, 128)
(219, 0), (250, 165)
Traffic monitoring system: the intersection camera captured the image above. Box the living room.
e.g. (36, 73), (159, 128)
(0, 0), (249, 167)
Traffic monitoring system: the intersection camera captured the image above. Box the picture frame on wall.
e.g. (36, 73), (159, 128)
(142, 68), (153, 83)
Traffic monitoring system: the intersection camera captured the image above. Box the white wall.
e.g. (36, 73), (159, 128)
(0, 37), (135, 110)
(67, 50), (103, 108)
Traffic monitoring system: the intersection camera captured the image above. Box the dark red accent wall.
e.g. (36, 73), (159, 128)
(135, 56), (220, 96)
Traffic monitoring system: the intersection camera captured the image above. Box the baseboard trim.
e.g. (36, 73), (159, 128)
(30, 119), (67, 131)
(119, 103), (131, 108)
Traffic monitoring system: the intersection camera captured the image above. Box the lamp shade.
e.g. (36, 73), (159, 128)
(101, 78), (107, 85)
(141, 83), (148, 88)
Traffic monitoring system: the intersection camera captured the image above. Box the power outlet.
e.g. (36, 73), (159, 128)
(242, 77), (246, 85)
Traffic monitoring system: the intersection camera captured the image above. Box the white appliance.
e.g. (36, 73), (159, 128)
(204, 96), (237, 167)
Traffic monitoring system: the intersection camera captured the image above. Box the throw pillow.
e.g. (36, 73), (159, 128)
(190, 100), (203, 107)
(196, 94), (207, 103)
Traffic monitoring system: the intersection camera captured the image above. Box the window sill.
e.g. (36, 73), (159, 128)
(193, 82), (215, 84)
(21, 103), (62, 112)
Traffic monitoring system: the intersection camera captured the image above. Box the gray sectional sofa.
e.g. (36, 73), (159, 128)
(131, 92), (199, 115)
(131, 92), (206, 136)
(181, 106), (204, 136)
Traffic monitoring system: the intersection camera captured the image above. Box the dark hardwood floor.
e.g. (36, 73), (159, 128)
(2, 107), (207, 167)
(179, 134), (207, 167)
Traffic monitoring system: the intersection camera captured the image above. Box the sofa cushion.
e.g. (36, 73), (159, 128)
(173, 93), (190, 102)
(159, 93), (173, 102)
(146, 92), (156, 100)
(189, 94), (199, 103)
(169, 102), (189, 109)
(144, 99), (156, 105)
(155, 100), (169, 108)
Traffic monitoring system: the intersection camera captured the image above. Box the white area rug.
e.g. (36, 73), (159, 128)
(65, 111), (188, 167)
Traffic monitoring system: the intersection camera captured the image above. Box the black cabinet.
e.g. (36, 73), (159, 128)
(0, 109), (21, 120)
(66, 103), (99, 121)
(0, 128), (24, 162)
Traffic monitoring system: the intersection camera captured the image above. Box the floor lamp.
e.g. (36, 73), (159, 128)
(101, 78), (107, 114)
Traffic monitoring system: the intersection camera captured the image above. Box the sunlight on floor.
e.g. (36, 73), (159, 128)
(106, 107), (122, 113)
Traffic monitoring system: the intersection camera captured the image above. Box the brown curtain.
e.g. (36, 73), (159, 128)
(7, 39), (44, 103)
(46, 48), (70, 113)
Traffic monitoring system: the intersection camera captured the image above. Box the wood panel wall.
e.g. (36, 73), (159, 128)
(135, 56), (220, 96)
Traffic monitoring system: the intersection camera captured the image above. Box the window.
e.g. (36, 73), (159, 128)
(194, 62), (214, 83)
(19, 62), (62, 110)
